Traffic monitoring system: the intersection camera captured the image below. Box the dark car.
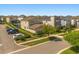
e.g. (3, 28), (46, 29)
(49, 36), (62, 41)
(7, 28), (19, 34)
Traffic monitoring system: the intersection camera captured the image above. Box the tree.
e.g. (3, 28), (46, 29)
(36, 30), (45, 37)
(42, 24), (56, 35)
(64, 31), (79, 46)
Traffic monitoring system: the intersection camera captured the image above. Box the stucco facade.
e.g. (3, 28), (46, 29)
(20, 20), (29, 29)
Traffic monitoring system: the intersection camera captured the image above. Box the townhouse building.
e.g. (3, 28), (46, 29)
(20, 20), (29, 29)
(71, 16), (79, 28)
(0, 16), (4, 24)
(61, 16), (72, 28)
(43, 16), (61, 29)
(20, 16), (50, 33)
(1, 15), (79, 33)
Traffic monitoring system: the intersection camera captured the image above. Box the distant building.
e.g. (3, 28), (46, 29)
(20, 16), (50, 33)
(20, 20), (29, 29)
(18, 15), (24, 21)
(64, 16), (72, 28)
(61, 19), (67, 27)
(0, 16), (4, 24)
(43, 16), (61, 28)
(0, 16), (4, 21)
(71, 19), (75, 26)
(3, 15), (79, 33)
(76, 20), (79, 28)
(6, 17), (10, 22)
(71, 16), (79, 28)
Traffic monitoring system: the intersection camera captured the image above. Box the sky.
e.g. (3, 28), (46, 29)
(0, 4), (79, 16)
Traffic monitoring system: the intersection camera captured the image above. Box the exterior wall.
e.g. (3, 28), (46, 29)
(21, 20), (29, 29)
(64, 16), (71, 28)
(42, 16), (61, 28)
(71, 19), (75, 26)
(61, 20), (67, 27)
(76, 19), (79, 28)
(20, 20), (36, 33)
(50, 16), (55, 27)
(6, 17), (10, 22)
(0, 17), (4, 21)
(18, 17), (23, 21)
(42, 21), (48, 25)
(42, 16), (79, 28)
(42, 20), (51, 25)
(55, 16), (61, 28)
(61, 16), (71, 27)
(77, 22), (79, 28)
(42, 16), (55, 27)
(0, 17), (4, 24)
(69, 18), (79, 28)
(26, 21), (29, 29)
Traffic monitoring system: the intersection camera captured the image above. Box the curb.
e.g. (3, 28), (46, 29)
(57, 46), (72, 54)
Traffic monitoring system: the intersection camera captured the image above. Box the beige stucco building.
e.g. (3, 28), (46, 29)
(6, 17), (10, 22)
(20, 20), (29, 29)
(43, 16), (55, 27)
(43, 16), (61, 28)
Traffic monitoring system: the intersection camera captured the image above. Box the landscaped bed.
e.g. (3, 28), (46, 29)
(15, 37), (37, 43)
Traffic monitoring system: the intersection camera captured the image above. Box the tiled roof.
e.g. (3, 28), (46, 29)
(30, 24), (43, 31)
(71, 16), (79, 19)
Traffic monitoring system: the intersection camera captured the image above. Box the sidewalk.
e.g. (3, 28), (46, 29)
(18, 33), (64, 45)
(57, 46), (72, 54)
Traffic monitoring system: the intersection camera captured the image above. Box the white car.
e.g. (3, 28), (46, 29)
(13, 33), (24, 39)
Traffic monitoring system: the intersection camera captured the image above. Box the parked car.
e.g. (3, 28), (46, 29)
(13, 33), (24, 39)
(7, 28), (19, 34)
(49, 36), (62, 41)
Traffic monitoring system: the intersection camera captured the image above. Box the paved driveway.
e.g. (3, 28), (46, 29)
(13, 40), (70, 54)
(0, 25), (24, 53)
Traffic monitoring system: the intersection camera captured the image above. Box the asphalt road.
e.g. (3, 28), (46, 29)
(13, 40), (70, 54)
(0, 24), (24, 53)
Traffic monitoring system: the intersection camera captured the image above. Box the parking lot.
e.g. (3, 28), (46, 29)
(0, 25), (24, 53)
(13, 40), (70, 54)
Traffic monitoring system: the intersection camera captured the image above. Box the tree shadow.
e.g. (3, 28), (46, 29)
(70, 46), (79, 53)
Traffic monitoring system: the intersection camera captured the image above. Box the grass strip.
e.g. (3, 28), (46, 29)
(22, 38), (49, 46)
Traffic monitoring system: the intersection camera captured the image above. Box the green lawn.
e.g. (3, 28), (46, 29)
(22, 38), (49, 46)
(61, 46), (79, 54)
(61, 49), (76, 54)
